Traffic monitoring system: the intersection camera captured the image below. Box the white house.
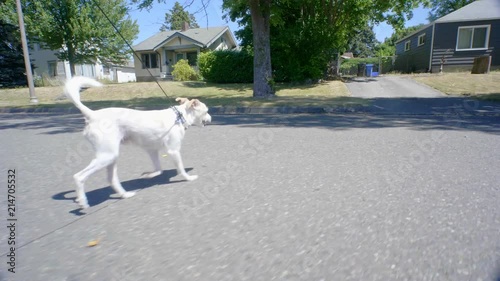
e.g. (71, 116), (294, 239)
(29, 43), (136, 83)
(133, 25), (238, 82)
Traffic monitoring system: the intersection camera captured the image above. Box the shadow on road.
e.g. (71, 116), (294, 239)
(212, 113), (500, 134)
(210, 97), (500, 134)
(345, 77), (379, 83)
(1, 97), (499, 135)
(52, 168), (189, 215)
(0, 113), (85, 134)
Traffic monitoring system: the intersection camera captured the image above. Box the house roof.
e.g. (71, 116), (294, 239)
(395, 23), (432, 44)
(435, 0), (500, 23)
(133, 26), (236, 52)
(396, 0), (500, 44)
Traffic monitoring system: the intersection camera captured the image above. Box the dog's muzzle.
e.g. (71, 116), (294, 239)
(202, 114), (212, 126)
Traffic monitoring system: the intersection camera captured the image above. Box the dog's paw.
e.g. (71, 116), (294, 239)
(140, 171), (162, 179)
(121, 191), (136, 199)
(185, 175), (198, 181)
(75, 197), (89, 209)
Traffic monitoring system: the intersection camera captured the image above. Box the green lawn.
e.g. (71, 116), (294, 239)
(0, 80), (368, 109)
(411, 72), (500, 101)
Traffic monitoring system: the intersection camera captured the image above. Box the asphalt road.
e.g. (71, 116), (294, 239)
(0, 108), (499, 280)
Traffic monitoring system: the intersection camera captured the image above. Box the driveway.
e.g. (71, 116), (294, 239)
(345, 76), (500, 115)
(346, 76), (444, 98)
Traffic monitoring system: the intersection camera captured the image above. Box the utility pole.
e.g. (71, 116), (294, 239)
(15, 0), (38, 104)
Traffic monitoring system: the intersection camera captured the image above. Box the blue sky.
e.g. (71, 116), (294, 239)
(129, 1), (431, 45)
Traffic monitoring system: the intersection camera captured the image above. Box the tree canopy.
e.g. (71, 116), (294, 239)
(347, 25), (379, 58)
(427, 0), (475, 22)
(224, 0), (429, 83)
(160, 2), (199, 31)
(0, 0), (138, 76)
(0, 21), (29, 88)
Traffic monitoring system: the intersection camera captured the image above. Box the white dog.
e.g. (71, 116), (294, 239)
(64, 76), (211, 209)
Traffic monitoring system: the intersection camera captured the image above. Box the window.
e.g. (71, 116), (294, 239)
(141, 53), (158, 69)
(404, 40), (411, 51)
(103, 65), (110, 75)
(456, 25), (489, 50)
(186, 52), (197, 66)
(48, 61), (57, 77)
(418, 34), (426, 46)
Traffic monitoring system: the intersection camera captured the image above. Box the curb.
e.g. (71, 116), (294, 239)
(0, 105), (366, 115)
(1, 105), (499, 117)
(209, 106), (363, 114)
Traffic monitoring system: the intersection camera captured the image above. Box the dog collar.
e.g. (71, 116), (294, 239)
(171, 106), (188, 129)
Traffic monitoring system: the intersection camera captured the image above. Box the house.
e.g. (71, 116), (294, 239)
(394, 0), (500, 73)
(133, 24), (238, 82)
(29, 43), (136, 83)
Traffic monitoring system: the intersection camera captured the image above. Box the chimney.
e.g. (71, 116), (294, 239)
(181, 22), (189, 31)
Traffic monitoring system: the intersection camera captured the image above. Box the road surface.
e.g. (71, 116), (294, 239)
(0, 110), (499, 281)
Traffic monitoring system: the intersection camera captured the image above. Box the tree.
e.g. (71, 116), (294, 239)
(0, 21), (29, 87)
(347, 25), (379, 58)
(7, 0), (139, 76)
(427, 0), (475, 22)
(248, 0), (273, 96)
(223, 0), (274, 95)
(161, 2), (199, 31)
(224, 0), (430, 83)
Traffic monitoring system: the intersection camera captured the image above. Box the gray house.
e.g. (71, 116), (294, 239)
(395, 0), (500, 73)
(133, 25), (237, 81)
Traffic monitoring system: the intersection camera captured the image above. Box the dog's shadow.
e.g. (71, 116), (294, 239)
(53, 168), (191, 216)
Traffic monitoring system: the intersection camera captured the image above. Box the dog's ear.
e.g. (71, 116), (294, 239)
(187, 99), (200, 108)
(175, 97), (189, 105)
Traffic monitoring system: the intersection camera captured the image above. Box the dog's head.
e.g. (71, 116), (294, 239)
(176, 97), (211, 127)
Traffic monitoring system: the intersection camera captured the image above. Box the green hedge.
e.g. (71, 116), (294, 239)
(340, 58), (379, 71)
(198, 50), (253, 83)
(340, 57), (394, 74)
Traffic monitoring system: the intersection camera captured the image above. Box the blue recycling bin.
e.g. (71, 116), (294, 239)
(366, 64), (374, 77)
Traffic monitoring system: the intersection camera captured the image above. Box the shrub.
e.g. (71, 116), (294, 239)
(198, 50), (253, 83)
(172, 59), (199, 81)
(339, 57), (381, 76)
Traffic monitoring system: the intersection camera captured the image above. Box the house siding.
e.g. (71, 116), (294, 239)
(431, 20), (500, 72)
(394, 25), (433, 73)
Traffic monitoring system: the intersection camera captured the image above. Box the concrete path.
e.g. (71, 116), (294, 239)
(344, 76), (500, 115)
(346, 76), (444, 98)
(1, 112), (499, 281)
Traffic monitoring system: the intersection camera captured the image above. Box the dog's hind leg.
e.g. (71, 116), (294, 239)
(74, 153), (117, 209)
(167, 149), (198, 181)
(107, 162), (135, 198)
(140, 150), (162, 179)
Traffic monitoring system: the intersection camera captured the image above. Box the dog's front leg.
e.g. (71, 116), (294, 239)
(167, 149), (198, 181)
(141, 150), (163, 179)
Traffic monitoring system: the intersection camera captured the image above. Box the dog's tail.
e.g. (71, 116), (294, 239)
(64, 76), (103, 118)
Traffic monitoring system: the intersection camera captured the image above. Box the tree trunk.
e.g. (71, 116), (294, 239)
(249, 0), (274, 97)
(67, 43), (76, 76)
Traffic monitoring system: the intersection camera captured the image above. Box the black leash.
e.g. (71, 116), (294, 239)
(91, 0), (171, 100)
(92, 0), (190, 131)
